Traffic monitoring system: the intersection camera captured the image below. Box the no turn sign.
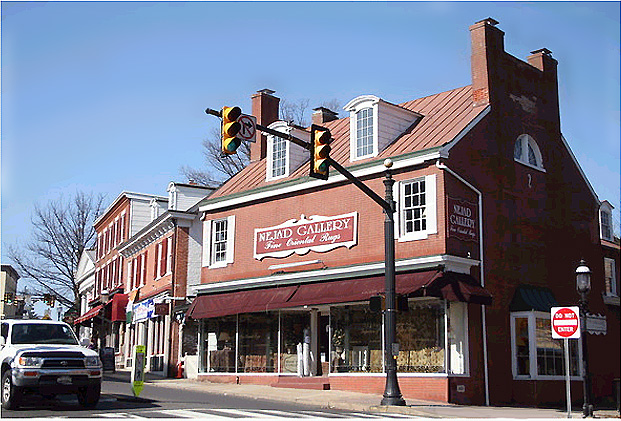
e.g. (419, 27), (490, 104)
(551, 306), (581, 339)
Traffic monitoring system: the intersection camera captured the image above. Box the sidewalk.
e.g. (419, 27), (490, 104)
(104, 371), (620, 419)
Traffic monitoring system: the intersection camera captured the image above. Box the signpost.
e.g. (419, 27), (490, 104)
(551, 306), (581, 418)
(131, 345), (146, 397)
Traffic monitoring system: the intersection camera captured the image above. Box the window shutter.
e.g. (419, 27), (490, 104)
(166, 237), (173, 274)
(425, 174), (437, 234)
(226, 215), (236, 264)
(393, 181), (400, 239)
(161, 237), (168, 276)
(153, 243), (160, 279)
(202, 220), (211, 267)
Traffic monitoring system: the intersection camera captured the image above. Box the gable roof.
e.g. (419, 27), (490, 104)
(204, 85), (478, 204)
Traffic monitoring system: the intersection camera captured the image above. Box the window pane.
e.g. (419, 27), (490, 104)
(514, 139), (523, 160)
(271, 136), (287, 178)
(212, 219), (228, 264)
(203, 316), (236, 373)
(402, 180), (426, 234)
(356, 108), (374, 157)
(397, 300), (446, 373)
(515, 317), (530, 376)
(535, 317), (579, 376)
(280, 312), (309, 374)
(238, 313), (278, 373)
(331, 305), (383, 373)
(448, 302), (468, 375)
(528, 143), (537, 166)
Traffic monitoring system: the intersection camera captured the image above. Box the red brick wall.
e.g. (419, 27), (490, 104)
(201, 165), (446, 284)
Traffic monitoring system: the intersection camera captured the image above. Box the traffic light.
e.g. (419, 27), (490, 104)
(42, 294), (55, 307)
(221, 106), (243, 155)
(310, 124), (331, 180)
(4, 292), (14, 305)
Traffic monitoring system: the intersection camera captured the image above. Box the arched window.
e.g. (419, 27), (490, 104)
(514, 134), (544, 169)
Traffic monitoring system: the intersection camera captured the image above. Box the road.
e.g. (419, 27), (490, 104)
(2, 375), (417, 419)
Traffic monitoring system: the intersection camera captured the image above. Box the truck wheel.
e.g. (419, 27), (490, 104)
(1, 369), (22, 410)
(77, 384), (100, 408)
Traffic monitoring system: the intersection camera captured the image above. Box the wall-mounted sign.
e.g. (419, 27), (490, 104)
(132, 298), (154, 324)
(447, 197), (478, 242)
(254, 212), (358, 260)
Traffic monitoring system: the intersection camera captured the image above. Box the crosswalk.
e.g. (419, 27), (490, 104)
(85, 407), (418, 419)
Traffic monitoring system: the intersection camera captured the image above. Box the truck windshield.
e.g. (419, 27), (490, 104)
(11, 324), (79, 345)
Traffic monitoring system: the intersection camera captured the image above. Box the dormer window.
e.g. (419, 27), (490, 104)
(514, 134), (544, 170)
(345, 95), (421, 162)
(356, 107), (375, 158)
(266, 121), (309, 182)
(270, 135), (288, 179)
(600, 201), (614, 241)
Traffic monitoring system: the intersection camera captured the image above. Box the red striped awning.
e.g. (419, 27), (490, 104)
(74, 304), (103, 325)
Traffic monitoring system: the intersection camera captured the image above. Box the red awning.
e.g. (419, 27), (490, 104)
(186, 270), (491, 320)
(282, 271), (440, 308)
(187, 285), (298, 319)
(110, 293), (128, 322)
(74, 304), (103, 325)
(415, 271), (493, 305)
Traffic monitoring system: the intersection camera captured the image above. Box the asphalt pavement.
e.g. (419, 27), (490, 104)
(104, 370), (620, 419)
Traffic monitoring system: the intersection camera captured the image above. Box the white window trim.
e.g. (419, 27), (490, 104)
(266, 134), (289, 181)
(604, 257), (618, 296)
(349, 102), (379, 162)
(202, 215), (236, 269)
(510, 311), (582, 381)
(599, 203), (614, 242)
(396, 174), (437, 242)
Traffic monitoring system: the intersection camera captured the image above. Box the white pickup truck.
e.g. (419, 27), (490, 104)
(1, 319), (102, 410)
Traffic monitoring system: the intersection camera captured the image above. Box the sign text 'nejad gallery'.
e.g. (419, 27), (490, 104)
(254, 212), (358, 260)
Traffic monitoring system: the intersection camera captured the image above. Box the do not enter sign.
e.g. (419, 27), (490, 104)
(551, 306), (581, 339)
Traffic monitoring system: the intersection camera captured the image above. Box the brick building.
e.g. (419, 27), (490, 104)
(182, 18), (620, 407)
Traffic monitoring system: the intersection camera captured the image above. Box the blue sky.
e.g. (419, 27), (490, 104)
(2, 1), (620, 275)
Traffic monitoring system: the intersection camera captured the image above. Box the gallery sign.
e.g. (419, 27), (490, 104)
(447, 197), (478, 242)
(254, 212), (357, 260)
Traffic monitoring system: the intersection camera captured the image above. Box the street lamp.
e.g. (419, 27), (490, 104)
(576, 260), (593, 418)
(99, 290), (110, 352)
(380, 158), (406, 406)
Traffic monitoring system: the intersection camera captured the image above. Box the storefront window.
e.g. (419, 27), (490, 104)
(331, 305), (383, 373)
(447, 301), (469, 375)
(511, 311), (581, 379)
(238, 313), (278, 373)
(203, 316), (237, 373)
(280, 312), (309, 374)
(535, 318), (579, 376)
(397, 299), (445, 373)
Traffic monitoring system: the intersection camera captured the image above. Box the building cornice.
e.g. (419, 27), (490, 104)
(189, 254), (478, 296)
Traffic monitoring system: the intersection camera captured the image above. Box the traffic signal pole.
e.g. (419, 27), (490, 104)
(205, 107), (405, 405)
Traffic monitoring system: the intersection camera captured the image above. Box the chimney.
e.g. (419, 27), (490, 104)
(312, 107), (339, 125)
(469, 18), (505, 107)
(251, 89), (280, 162)
(527, 48), (558, 78)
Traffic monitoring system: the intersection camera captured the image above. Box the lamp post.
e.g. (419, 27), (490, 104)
(99, 289), (110, 352)
(576, 260), (593, 418)
(380, 158), (406, 406)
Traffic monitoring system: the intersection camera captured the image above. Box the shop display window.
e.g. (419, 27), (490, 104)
(510, 311), (581, 379)
(396, 299), (446, 373)
(331, 305), (383, 373)
(280, 312), (310, 373)
(238, 313), (278, 373)
(203, 316), (237, 373)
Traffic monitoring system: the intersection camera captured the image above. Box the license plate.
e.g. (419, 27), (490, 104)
(57, 376), (72, 385)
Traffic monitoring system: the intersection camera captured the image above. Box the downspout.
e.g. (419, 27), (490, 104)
(436, 160), (489, 407)
(169, 219), (178, 377)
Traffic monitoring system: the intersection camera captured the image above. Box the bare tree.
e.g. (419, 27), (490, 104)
(7, 191), (106, 313)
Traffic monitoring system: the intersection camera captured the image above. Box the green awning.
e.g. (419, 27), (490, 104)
(509, 285), (558, 312)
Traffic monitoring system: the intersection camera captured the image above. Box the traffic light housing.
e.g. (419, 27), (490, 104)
(221, 106), (243, 155)
(4, 292), (14, 305)
(310, 124), (331, 180)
